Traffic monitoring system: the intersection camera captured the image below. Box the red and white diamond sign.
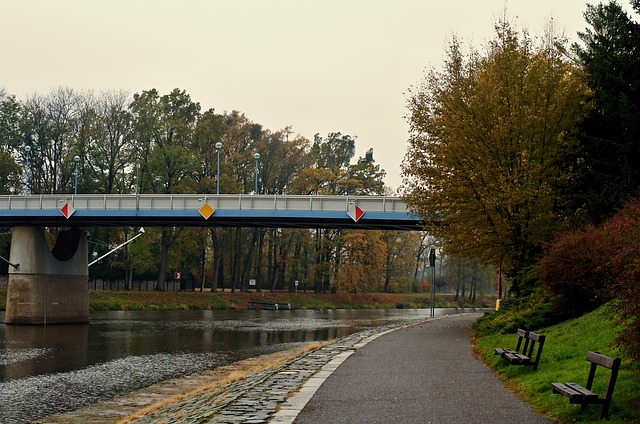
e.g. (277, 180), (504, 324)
(347, 203), (365, 222)
(60, 202), (75, 219)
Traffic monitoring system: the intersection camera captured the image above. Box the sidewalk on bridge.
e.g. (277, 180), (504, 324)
(278, 313), (551, 424)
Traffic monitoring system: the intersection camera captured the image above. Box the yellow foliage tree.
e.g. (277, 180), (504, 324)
(401, 21), (591, 292)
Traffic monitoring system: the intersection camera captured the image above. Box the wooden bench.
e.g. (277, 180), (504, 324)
(552, 351), (621, 419)
(499, 330), (546, 370)
(494, 328), (529, 358)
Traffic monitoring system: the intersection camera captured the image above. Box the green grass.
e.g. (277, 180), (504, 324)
(88, 290), (233, 311)
(0, 289), (494, 311)
(474, 304), (639, 423)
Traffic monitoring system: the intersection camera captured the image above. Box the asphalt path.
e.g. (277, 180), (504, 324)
(293, 313), (552, 424)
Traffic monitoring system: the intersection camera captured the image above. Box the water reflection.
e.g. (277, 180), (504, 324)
(2, 324), (88, 380)
(0, 308), (478, 423)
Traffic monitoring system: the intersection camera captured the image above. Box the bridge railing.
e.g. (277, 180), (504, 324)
(0, 194), (409, 213)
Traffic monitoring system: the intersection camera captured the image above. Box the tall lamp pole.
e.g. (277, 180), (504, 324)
(74, 155), (80, 195)
(254, 152), (260, 194)
(24, 145), (31, 196)
(216, 141), (223, 194)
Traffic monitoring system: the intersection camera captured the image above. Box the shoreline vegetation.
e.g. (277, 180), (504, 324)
(0, 289), (495, 312)
(90, 291), (494, 311)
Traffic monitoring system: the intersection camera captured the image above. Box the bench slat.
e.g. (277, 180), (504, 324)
(552, 382), (583, 399)
(565, 383), (599, 400)
(552, 382), (600, 404)
(504, 352), (531, 364)
(495, 347), (517, 356)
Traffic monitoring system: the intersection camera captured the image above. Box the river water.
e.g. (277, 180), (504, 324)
(0, 308), (470, 423)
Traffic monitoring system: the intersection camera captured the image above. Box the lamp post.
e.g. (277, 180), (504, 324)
(74, 155), (80, 195)
(216, 141), (223, 194)
(24, 145), (31, 196)
(253, 152), (260, 194)
(135, 162), (139, 195)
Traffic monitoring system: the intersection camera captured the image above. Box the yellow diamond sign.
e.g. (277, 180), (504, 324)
(198, 203), (215, 220)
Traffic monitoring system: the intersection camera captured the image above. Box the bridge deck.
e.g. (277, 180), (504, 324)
(0, 194), (422, 231)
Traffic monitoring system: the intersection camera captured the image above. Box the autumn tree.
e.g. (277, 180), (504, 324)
(334, 230), (386, 293)
(401, 21), (590, 294)
(192, 108), (228, 193)
(129, 88), (200, 290)
(255, 128), (310, 195)
(291, 132), (355, 195)
(381, 231), (422, 292)
(346, 148), (386, 195)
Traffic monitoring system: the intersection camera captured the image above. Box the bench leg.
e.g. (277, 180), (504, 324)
(601, 402), (611, 419)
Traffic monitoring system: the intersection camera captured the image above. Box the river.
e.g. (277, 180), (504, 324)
(0, 308), (470, 423)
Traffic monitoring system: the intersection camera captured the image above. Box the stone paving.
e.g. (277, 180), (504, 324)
(133, 319), (423, 424)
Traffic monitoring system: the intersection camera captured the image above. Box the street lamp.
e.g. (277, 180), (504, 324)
(24, 145), (31, 196)
(253, 152), (260, 194)
(74, 155), (80, 195)
(216, 141), (223, 194)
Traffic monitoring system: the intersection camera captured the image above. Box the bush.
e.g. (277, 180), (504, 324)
(472, 289), (564, 336)
(538, 198), (640, 363)
(603, 199), (640, 363)
(538, 224), (613, 317)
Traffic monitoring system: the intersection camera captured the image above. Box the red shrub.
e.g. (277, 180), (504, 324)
(539, 224), (614, 315)
(540, 198), (640, 362)
(603, 199), (640, 362)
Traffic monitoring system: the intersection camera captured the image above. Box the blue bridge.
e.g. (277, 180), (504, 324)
(0, 194), (420, 231)
(0, 194), (422, 325)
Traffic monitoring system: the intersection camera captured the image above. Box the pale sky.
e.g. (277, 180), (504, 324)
(2, 0), (628, 192)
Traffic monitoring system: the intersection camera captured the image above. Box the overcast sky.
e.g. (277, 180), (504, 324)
(2, 1), (631, 192)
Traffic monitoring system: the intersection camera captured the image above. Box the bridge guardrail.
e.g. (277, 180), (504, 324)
(0, 194), (409, 213)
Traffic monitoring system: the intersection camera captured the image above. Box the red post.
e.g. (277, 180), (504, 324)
(496, 261), (502, 310)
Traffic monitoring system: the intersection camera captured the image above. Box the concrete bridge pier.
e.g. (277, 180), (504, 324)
(6, 227), (89, 325)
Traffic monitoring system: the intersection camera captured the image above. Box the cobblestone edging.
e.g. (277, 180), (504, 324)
(134, 319), (425, 424)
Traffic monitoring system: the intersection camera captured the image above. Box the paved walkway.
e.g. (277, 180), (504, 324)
(290, 313), (551, 424)
(38, 314), (551, 423)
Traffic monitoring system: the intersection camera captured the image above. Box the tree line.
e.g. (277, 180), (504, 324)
(2, 86), (476, 295)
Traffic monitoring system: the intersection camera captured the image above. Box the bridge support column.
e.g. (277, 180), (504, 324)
(6, 227), (89, 325)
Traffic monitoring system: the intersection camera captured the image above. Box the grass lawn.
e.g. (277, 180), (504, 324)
(474, 304), (639, 423)
(0, 288), (495, 311)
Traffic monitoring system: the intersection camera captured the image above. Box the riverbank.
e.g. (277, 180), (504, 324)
(36, 341), (328, 424)
(0, 288), (495, 311)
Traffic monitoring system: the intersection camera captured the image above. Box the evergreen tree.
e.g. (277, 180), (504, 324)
(572, 1), (640, 222)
